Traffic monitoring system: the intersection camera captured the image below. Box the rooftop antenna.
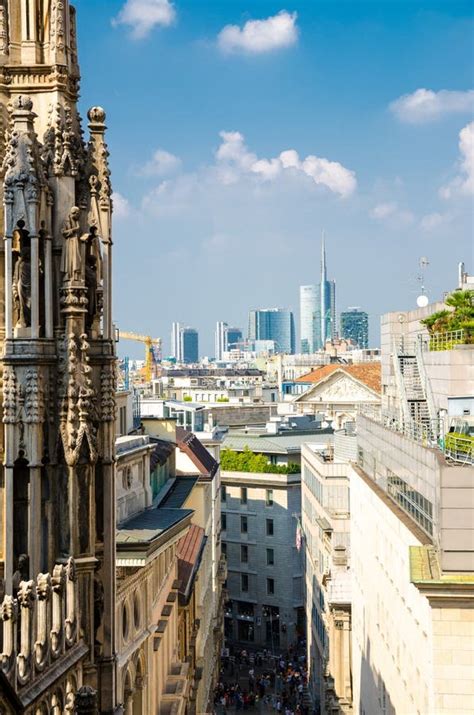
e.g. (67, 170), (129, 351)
(416, 256), (430, 307)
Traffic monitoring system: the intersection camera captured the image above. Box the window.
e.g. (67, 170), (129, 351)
(221, 542), (227, 557)
(221, 486), (227, 503)
(266, 548), (274, 566)
(267, 578), (275, 595)
(240, 487), (247, 505)
(241, 545), (248, 563)
(241, 574), (249, 592)
(266, 519), (274, 536)
(241, 516), (248, 534)
(221, 514), (227, 531)
(266, 489), (274, 506)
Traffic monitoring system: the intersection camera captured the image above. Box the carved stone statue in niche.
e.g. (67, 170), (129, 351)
(93, 563), (104, 655)
(12, 221), (32, 328)
(87, 224), (102, 284)
(85, 255), (97, 329)
(12, 553), (29, 597)
(61, 206), (86, 282)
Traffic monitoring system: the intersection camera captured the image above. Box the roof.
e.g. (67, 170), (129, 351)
(150, 437), (175, 470)
(117, 507), (192, 546)
(160, 477), (198, 508)
(177, 524), (206, 599)
(176, 426), (219, 479)
(296, 362), (381, 394)
(222, 431), (333, 455)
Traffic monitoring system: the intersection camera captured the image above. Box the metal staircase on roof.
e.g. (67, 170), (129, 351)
(392, 338), (437, 443)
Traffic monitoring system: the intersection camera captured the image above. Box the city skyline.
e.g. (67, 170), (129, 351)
(73, 1), (473, 357)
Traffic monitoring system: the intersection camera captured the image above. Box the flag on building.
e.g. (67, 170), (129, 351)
(296, 517), (303, 551)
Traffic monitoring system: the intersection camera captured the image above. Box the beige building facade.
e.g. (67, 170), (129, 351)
(350, 294), (474, 715)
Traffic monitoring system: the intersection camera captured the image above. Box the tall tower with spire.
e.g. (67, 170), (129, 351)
(0, 2), (118, 712)
(319, 232), (336, 346)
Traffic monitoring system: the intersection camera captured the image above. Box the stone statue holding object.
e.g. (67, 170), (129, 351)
(61, 206), (87, 282)
(13, 244), (32, 328)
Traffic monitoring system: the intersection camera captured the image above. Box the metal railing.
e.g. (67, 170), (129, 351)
(444, 434), (474, 465)
(358, 406), (442, 448)
(427, 329), (467, 351)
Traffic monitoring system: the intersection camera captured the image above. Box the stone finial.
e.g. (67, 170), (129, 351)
(87, 106), (106, 124)
(75, 685), (98, 714)
(12, 95), (34, 112)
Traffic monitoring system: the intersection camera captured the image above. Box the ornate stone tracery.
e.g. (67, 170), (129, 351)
(0, 2), (117, 712)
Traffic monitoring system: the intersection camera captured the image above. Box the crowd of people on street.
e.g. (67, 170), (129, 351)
(213, 646), (309, 714)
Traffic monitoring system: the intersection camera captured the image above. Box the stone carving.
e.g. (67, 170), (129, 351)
(12, 241), (31, 329)
(36, 572), (52, 601)
(61, 207), (84, 282)
(93, 569), (104, 654)
(24, 368), (45, 424)
(100, 364), (116, 422)
(43, 102), (80, 177)
(12, 554), (29, 597)
(17, 579), (36, 610)
(2, 365), (17, 423)
(50, 0), (65, 52)
(301, 374), (378, 404)
(85, 255), (98, 329)
(59, 334), (98, 466)
(0, 2), (8, 55)
(75, 685), (98, 714)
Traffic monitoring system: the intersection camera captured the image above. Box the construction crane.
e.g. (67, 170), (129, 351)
(119, 331), (162, 383)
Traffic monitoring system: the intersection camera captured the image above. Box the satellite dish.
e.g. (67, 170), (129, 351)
(417, 295), (429, 308)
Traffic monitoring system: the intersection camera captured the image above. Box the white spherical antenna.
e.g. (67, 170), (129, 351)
(417, 294), (429, 308)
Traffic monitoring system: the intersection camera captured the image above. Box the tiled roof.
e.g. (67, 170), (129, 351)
(117, 507), (192, 544)
(296, 362), (381, 394)
(160, 477), (198, 508)
(177, 524), (206, 598)
(176, 426), (219, 479)
(150, 437), (175, 470)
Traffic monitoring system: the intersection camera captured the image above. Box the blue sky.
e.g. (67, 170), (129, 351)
(74, 0), (473, 357)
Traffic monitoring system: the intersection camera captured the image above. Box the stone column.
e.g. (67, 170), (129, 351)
(28, 467), (42, 579)
(4, 234), (12, 338)
(44, 232), (53, 338)
(3, 466), (13, 591)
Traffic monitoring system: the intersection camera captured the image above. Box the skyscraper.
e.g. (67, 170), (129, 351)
(172, 323), (199, 362)
(215, 321), (227, 361)
(171, 321), (182, 360)
(215, 322), (243, 360)
(320, 234), (336, 346)
(248, 309), (295, 354)
(300, 285), (319, 353)
(181, 327), (199, 363)
(340, 308), (369, 348)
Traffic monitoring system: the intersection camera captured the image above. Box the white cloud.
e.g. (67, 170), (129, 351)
(215, 130), (356, 197)
(420, 212), (450, 231)
(440, 121), (474, 198)
(390, 88), (474, 123)
(138, 149), (182, 176)
(369, 201), (414, 225)
(113, 192), (131, 218)
(370, 202), (397, 219)
(113, 0), (176, 39)
(217, 10), (298, 54)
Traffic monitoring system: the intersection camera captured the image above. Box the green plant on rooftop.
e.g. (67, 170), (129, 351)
(216, 397), (229, 402)
(221, 447), (300, 474)
(421, 289), (474, 346)
(183, 396), (192, 402)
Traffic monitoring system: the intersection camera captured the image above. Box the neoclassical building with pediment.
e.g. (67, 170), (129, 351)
(293, 363), (381, 430)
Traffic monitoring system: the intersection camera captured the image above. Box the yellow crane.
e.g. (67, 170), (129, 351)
(119, 331), (162, 383)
